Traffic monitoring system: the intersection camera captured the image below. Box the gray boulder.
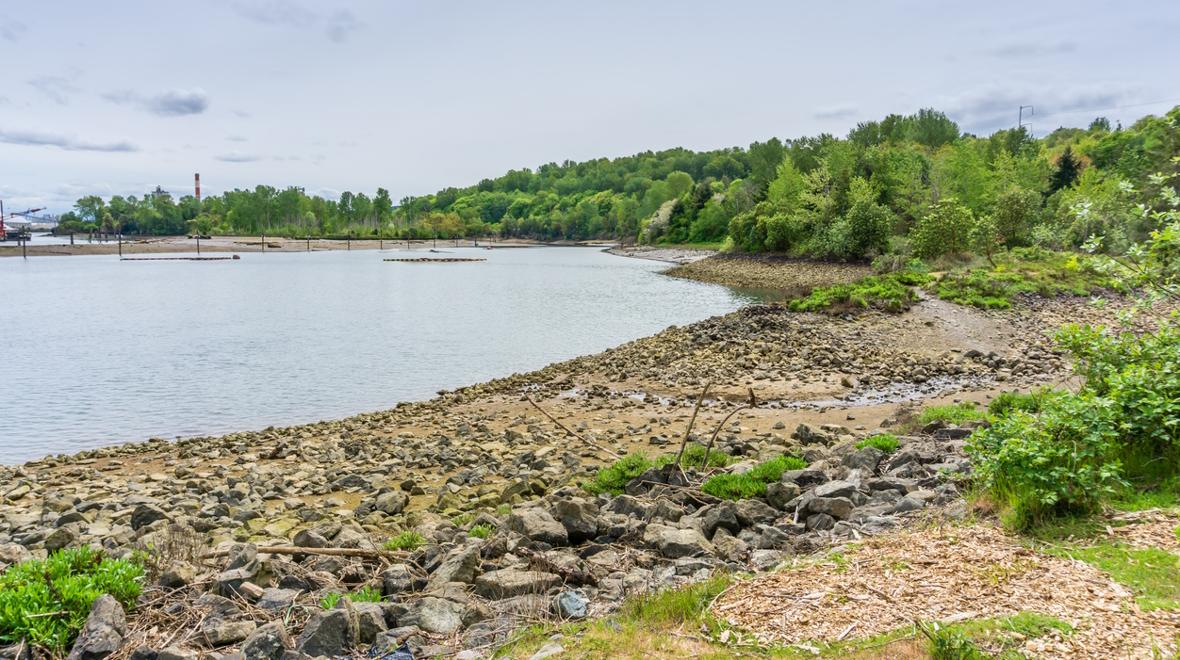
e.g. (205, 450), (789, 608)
(296, 608), (357, 658)
(66, 595), (126, 660)
(552, 499), (599, 543)
(427, 542), (482, 588)
(239, 622), (291, 659)
(505, 508), (568, 546)
(643, 524), (714, 558)
(808, 496), (854, 520)
(734, 499), (778, 527)
(475, 568), (561, 599)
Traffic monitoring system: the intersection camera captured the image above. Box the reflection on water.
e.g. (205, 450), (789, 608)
(0, 247), (750, 463)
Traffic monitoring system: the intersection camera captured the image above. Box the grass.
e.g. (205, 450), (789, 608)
(1045, 543), (1180, 611)
(986, 388), (1058, 417)
(0, 547), (145, 652)
(855, 433), (900, 453)
(680, 444), (735, 469)
(383, 531), (426, 551)
(350, 586), (383, 603)
(917, 402), (987, 427)
(469, 523), (495, 539)
(319, 592), (343, 609)
(787, 271), (930, 314)
(932, 248), (1117, 309)
(584, 447), (735, 495)
(702, 455), (807, 500)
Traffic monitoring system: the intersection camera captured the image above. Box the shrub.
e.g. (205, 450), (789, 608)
(584, 453), (657, 495)
(702, 455), (806, 499)
(987, 388), (1057, 417)
(968, 395), (1125, 530)
(788, 271), (929, 313)
(0, 548), (144, 652)
(856, 433), (900, 453)
(932, 248), (1115, 309)
(384, 531), (426, 552)
(927, 627), (986, 660)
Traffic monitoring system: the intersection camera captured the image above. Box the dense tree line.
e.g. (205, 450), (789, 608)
(59, 106), (1180, 259)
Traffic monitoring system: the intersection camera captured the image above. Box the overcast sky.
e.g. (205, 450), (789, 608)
(2, 1), (1178, 213)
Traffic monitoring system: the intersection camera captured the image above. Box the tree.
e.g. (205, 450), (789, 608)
(1048, 147), (1082, 195)
(992, 185), (1040, 246)
(911, 198), (975, 258)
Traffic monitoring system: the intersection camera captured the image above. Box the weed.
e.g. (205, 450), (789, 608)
(350, 586), (383, 603)
(469, 524), (494, 539)
(0, 547), (144, 652)
(320, 592), (343, 609)
(919, 402), (986, 427)
(702, 455), (806, 500)
(855, 433), (900, 453)
(583, 453), (657, 495)
(384, 531), (426, 552)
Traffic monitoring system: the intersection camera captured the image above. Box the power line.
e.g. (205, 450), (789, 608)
(1031, 98), (1180, 122)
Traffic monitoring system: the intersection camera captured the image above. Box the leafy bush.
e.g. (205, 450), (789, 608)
(856, 433), (900, 453)
(968, 396), (1125, 529)
(927, 627), (986, 660)
(702, 455), (806, 500)
(987, 388), (1057, 417)
(384, 531), (426, 551)
(583, 453), (657, 495)
(0, 548), (144, 652)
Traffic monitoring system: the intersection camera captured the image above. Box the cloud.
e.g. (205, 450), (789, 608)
(941, 83), (1134, 134)
(226, 135), (249, 142)
(233, 1), (359, 42)
(215, 152), (261, 163)
(988, 41), (1077, 59)
(813, 105), (858, 121)
(103, 88), (210, 116)
(0, 127), (138, 152)
(27, 76), (80, 105)
(0, 15), (27, 41)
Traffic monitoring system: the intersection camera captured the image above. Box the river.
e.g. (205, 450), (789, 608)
(0, 246), (751, 463)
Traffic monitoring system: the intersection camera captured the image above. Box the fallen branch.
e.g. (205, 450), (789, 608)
(672, 382), (712, 468)
(525, 395), (621, 459)
(202, 546), (407, 561)
(702, 388), (757, 462)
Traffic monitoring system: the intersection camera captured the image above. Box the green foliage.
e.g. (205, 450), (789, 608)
(911, 198), (977, 259)
(918, 402), (986, 426)
(618, 575), (731, 625)
(856, 433), (900, 453)
(927, 626), (986, 660)
(986, 388), (1058, 417)
(702, 455), (806, 500)
(0, 548), (144, 652)
(468, 524), (494, 539)
(383, 531), (426, 552)
(583, 453), (658, 495)
(350, 586), (383, 603)
(933, 248), (1114, 309)
(320, 592), (343, 609)
(678, 444), (734, 468)
(788, 271), (929, 313)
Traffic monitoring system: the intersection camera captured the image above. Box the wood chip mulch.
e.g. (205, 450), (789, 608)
(712, 523), (1180, 658)
(1105, 509), (1180, 553)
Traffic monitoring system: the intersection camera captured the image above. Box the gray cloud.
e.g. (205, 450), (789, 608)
(813, 105), (858, 121)
(27, 76), (79, 105)
(216, 152), (261, 163)
(233, 1), (359, 42)
(0, 128), (138, 152)
(940, 83), (1137, 135)
(0, 15), (26, 41)
(102, 88), (209, 116)
(226, 135), (249, 142)
(989, 41), (1077, 59)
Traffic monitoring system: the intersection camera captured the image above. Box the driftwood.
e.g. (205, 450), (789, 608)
(202, 546), (407, 561)
(672, 382), (711, 468)
(525, 395), (621, 459)
(701, 387), (757, 462)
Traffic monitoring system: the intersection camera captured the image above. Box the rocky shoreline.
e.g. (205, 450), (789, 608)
(0, 257), (1151, 659)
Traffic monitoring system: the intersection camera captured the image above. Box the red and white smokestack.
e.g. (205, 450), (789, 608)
(195, 173), (201, 202)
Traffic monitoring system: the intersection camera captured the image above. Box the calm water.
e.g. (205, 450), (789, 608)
(0, 247), (750, 464)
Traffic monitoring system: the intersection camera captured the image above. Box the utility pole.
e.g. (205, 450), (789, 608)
(1018, 105), (1034, 131)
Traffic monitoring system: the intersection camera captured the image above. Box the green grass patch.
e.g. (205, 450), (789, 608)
(319, 592), (343, 609)
(468, 523), (494, 539)
(918, 402), (986, 427)
(788, 271), (930, 314)
(1046, 543), (1180, 611)
(679, 444), (734, 469)
(383, 531), (426, 551)
(0, 548), (144, 652)
(987, 388), (1058, 417)
(932, 248), (1117, 309)
(855, 433), (900, 453)
(583, 453), (658, 495)
(350, 586), (383, 603)
(702, 455), (807, 500)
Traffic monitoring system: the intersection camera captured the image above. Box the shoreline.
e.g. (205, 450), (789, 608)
(1, 254), (1167, 658)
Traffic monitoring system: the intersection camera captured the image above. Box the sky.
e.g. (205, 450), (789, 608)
(2, 0), (1178, 214)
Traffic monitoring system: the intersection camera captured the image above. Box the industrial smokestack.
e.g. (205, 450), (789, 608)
(195, 173), (201, 202)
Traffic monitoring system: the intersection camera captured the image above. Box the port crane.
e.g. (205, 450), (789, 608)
(0, 203), (46, 241)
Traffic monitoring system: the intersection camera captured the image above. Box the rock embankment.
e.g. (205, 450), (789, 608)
(664, 253), (872, 294)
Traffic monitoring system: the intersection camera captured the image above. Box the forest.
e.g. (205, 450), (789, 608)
(57, 106), (1180, 261)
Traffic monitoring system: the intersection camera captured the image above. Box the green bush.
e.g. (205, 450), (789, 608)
(968, 395), (1125, 530)
(933, 248), (1115, 309)
(702, 455), (806, 500)
(927, 627), (986, 660)
(0, 547), (144, 652)
(855, 433), (900, 453)
(384, 531), (426, 551)
(678, 444), (734, 468)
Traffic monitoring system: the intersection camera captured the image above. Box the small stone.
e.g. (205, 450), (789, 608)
(554, 590), (588, 619)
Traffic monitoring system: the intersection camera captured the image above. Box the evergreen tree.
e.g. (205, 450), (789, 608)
(1048, 146), (1082, 195)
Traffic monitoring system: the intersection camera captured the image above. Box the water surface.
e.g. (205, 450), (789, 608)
(1, 247), (749, 463)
